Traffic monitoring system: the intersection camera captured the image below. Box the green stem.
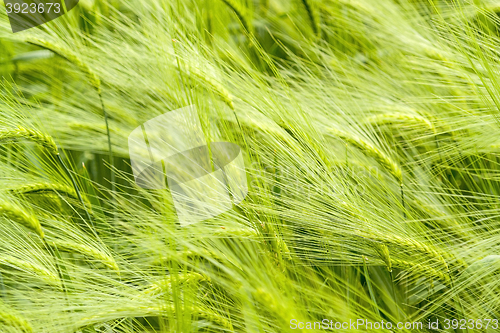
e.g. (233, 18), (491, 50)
(389, 270), (400, 322)
(363, 256), (381, 319)
(43, 239), (69, 294)
(400, 182), (406, 219)
(56, 154), (98, 237)
(98, 90), (115, 193)
(447, 269), (469, 333)
(0, 272), (5, 298)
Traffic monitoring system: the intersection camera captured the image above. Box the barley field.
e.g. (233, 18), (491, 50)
(0, 0), (499, 332)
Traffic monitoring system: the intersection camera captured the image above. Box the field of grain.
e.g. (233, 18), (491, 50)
(0, 0), (500, 332)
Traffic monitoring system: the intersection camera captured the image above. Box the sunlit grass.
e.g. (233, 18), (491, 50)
(0, 0), (500, 332)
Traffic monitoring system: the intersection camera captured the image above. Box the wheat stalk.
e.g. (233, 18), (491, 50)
(211, 227), (259, 238)
(0, 255), (60, 287)
(0, 192), (73, 295)
(48, 239), (119, 271)
(331, 159), (384, 180)
(253, 288), (280, 312)
(12, 183), (92, 210)
(143, 272), (209, 295)
(411, 198), (472, 241)
(0, 202), (44, 239)
(300, 0), (320, 37)
(370, 243), (452, 293)
(0, 127), (58, 156)
(0, 305), (33, 333)
(29, 193), (64, 213)
(365, 113), (436, 134)
(391, 258), (450, 284)
(329, 128), (402, 183)
(195, 227), (292, 257)
(330, 124), (408, 217)
(173, 61), (235, 110)
(24, 37), (101, 92)
(252, 287), (302, 323)
(190, 305), (233, 330)
(24, 36), (115, 189)
(355, 230), (466, 269)
(69, 122), (122, 135)
(372, 243), (392, 272)
(152, 249), (216, 263)
(0, 127), (94, 232)
(78, 305), (232, 330)
(56, 155), (98, 237)
(219, 0), (252, 32)
(153, 249), (244, 270)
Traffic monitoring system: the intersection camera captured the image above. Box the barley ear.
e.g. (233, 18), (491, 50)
(391, 258), (450, 284)
(0, 127), (58, 156)
(24, 37), (101, 92)
(0, 255), (60, 287)
(143, 272), (209, 295)
(175, 62), (235, 110)
(219, 0), (252, 32)
(0, 202), (44, 239)
(300, 0), (320, 37)
(365, 113), (436, 134)
(56, 154), (97, 237)
(356, 230), (465, 269)
(212, 227), (259, 238)
(24, 37), (115, 194)
(12, 182), (92, 211)
(78, 305), (232, 331)
(372, 243), (392, 272)
(0, 303), (33, 333)
(329, 128), (402, 183)
(48, 239), (119, 271)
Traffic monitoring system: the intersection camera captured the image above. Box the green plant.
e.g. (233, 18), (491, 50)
(0, 0), (500, 332)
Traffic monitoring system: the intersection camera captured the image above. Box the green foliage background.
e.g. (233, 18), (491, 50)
(0, 0), (500, 331)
